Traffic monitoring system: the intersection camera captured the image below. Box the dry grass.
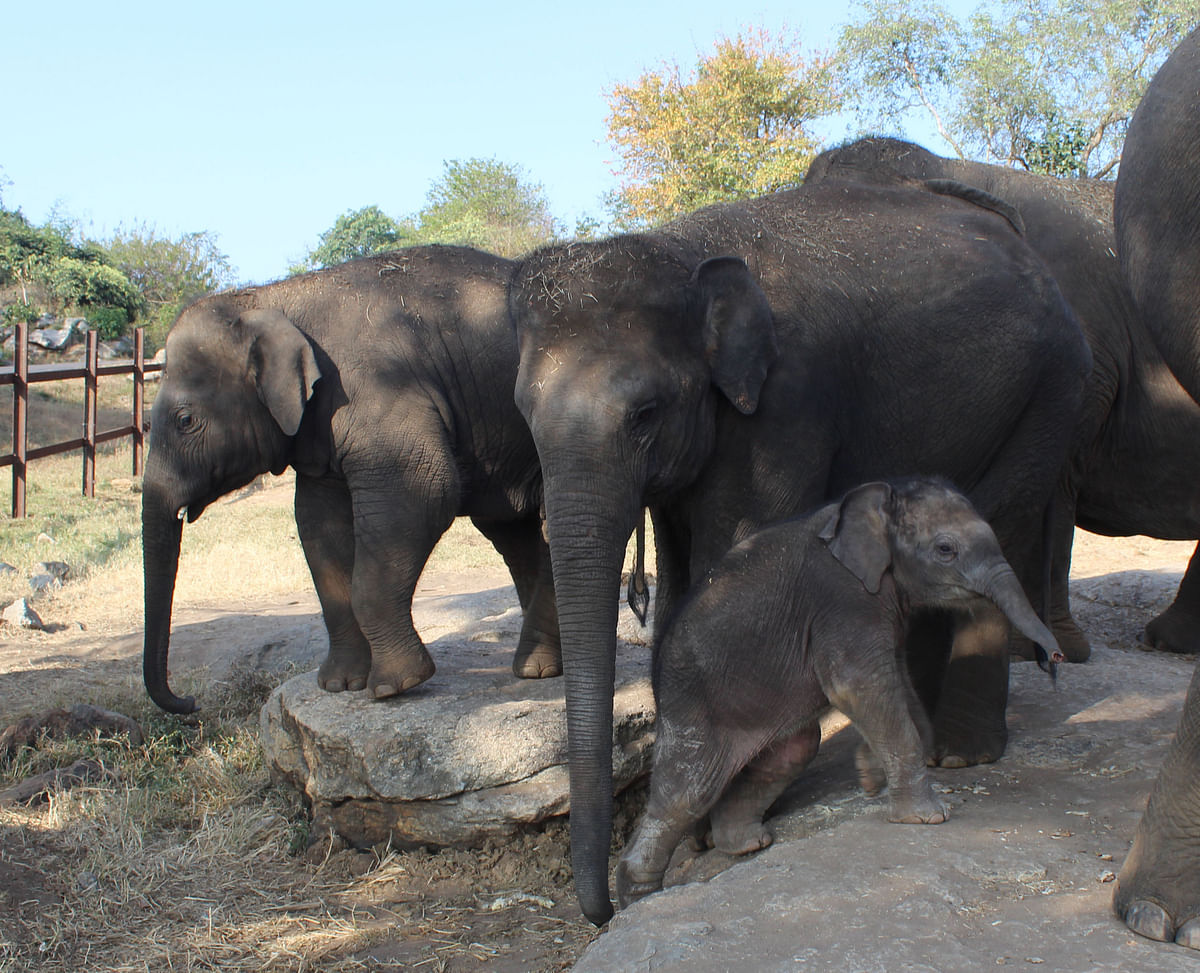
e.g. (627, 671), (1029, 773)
(0, 393), (598, 972)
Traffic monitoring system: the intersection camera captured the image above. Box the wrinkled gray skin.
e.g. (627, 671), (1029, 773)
(807, 136), (1200, 661)
(143, 246), (558, 714)
(510, 179), (1090, 924)
(617, 478), (1063, 908)
(1111, 26), (1200, 950)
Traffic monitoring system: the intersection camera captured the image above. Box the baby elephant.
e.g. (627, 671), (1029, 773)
(617, 478), (1063, 908)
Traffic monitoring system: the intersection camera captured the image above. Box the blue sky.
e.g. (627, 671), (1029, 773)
(7, 2), (967, 285)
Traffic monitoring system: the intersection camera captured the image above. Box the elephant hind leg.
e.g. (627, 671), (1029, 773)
(1114, 660), (1200, 949)
(1143, 544), (1200, 655)
(472, 517), (562, 679)
(708, 723), (821, 855)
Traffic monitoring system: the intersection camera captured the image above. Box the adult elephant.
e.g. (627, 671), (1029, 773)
(143, 245), (558, 714)
(806, 136), (1200, 660)
(509, 178), (1090, 924)
(1112, 25), (1200, 949)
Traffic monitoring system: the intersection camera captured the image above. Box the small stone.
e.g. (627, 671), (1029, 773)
(2, 598), (44, 630)
(35, 561), (70, 580)
(35, 532), (55, 545)
(29, 574), (62, 593)
(75, 871), (100, 894)
(1100, 870), (1116, 883)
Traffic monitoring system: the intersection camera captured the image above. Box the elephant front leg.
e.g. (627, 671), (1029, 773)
(1115, 660), (1200, 949)
(295, 474), (371, 692)
(351, 494), (448, 699)
(473, 517), (562, 678)
(928, 605), (1011, 768)
(1143, 543), (1200, 655)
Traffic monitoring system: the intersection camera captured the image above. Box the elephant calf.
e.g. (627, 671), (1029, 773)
(142, 245), (558, 712)
(617, 478), (1063, 909)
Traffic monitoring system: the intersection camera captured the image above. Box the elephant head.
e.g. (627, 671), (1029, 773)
(820, 479), (1064, 671)
(510, 236), (777, 925)
(142, 302), (321, 713)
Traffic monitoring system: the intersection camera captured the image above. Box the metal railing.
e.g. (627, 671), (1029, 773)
(0, 321), (163, 518)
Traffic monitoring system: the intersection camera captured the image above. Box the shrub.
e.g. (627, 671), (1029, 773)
(87, 306), (130, 341)
(3, 301), (42, 326)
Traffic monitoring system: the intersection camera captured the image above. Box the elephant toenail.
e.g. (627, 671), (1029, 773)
(1125, 900), (1173, 942)
(1175, 918), (1200, 949)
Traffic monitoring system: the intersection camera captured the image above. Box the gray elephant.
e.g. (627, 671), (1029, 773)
(616, 478), (1063, 908)
(143, 245), (558, 714)
(1112, 25), (1200, 949)
(806, 136), (1200, 660)
(509, 177), (1090, 923)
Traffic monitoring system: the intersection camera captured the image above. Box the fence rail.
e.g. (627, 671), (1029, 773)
(1, 321), (163, 518)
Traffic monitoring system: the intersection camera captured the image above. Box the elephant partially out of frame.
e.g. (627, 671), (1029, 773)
(1112, 25), (1200, 950)
(806, 135), (1200, 662)
(143, 245), (559, 714)
(508, 176), (1090, 924)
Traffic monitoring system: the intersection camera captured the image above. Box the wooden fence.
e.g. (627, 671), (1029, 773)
(0, 321), (163, 518)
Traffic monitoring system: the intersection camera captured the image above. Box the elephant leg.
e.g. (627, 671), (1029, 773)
(708, 723), (821, 855)
(825, 639), (948, 824)
(347, 482), (453, 699)
(616, 715), (757, 908)
(1115, 660), (1200, 949)
(295, 474), (371, 693)
(472, 517), (562, 678)
(1143, 543), (1200, 655)
(1046, 487), (1091, 662)
(929, 604), (1011, 768)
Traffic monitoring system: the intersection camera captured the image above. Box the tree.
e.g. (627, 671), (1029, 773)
(298, 205), (412, 272)
(409, 159), (561, 257)
(298, 160), (562, 272)
(604, 29), (842, 227)
(839, 0), (1200, 177)
(102, 224), (235, 347)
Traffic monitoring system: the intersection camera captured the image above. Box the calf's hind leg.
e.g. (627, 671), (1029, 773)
(709, 723), (821, 854)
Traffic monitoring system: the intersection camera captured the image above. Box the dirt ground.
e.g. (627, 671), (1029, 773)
(0, 505), (1196, 970)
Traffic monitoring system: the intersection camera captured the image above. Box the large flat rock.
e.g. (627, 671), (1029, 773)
(261, 580), (656, 848)
(575, 643), (1199, 972)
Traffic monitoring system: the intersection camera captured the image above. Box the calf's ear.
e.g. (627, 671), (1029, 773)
(691, 256), (778, 415)
(818, 482), (894, 594)
(235, 309), (321, 436)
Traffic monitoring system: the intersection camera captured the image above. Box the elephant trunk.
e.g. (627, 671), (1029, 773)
(142, 484), (197, 714)
(977, 560), (1065, 676)
(539, 452), (641, 927)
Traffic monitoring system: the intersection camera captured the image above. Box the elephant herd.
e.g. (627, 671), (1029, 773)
(141, 26), (1200, 946)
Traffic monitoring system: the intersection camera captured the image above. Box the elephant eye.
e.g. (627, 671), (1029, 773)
(175, 409), (199, 433)
(933, 536), (958, 561)
(629, 400), (659, 437)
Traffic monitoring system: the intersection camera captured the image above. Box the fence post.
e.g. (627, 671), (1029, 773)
(12, 320), (28, 519)
(82, 329), (98, 498)
(132, 327), (146, 476)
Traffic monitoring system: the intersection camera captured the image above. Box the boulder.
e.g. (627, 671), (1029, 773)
(262, 590), (657, 849)
(3, 598), (44, 630)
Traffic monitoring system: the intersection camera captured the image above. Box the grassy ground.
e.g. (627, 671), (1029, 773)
(0, 388), (596, 972)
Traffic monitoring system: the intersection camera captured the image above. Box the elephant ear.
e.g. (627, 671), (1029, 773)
(691, 256), (779, 415)
(236, 309), (321, 436)
(818, 482), (895, 594)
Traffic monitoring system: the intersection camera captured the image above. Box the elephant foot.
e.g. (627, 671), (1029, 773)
(318, 649), (371, 693)
(887, 783), (949, 824)
(615, 858), (665, 909)
(855, 742), (887, 797)
(367, 653), (436, 699)
(1143, 604), (1200, 654)
(1114, 818), (1200, 949)
(511, 638), (563, 679)
(931, 729), (1005, 769)
(711, 820), (774, 857)
(1116, 896), (1200, 950)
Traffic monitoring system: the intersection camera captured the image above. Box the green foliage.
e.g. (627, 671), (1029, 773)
(3, 301), (41, 326)
(298, 159), (562, 271)
(101, 224), (234, 350)
(604, 29), (842, 227)
(408, 158), (562, 256)
(45, 257), (144, 322)
(839, 0), (1200, 177)
(296, 205), (412, 272)
(87, 305), (131, 341)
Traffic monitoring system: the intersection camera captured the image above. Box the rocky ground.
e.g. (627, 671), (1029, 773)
(0, 525), (1198, 970)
